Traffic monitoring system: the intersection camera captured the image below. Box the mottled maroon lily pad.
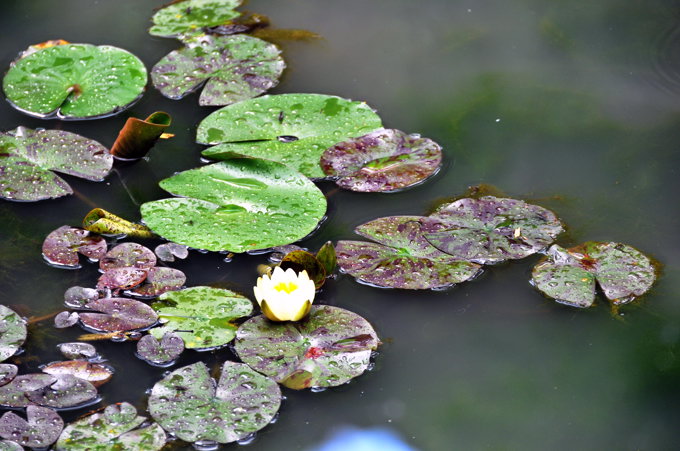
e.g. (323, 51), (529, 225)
(422, 196), (563, 264)
(79, 298), (158, 333)
(42, 226), (107, 269)
(54, 312), (79, 328)
(0, 364), (18, 387)
(64, 286), (101, 308)
(0, 127), (113, 201)
(279, 250), (326, 289)
(96, 267), (148, 291)
(0, 305), (26, 363)
(151, 34), (284, 106)
(42, 361), (113, 387)
(136, 332), (184, 366)
(0, 405), (63, 448)
(235, 305), (380, 389)
(148, 361), (281, 444)
(0, 373), (97, 409)
(128, 267), (186, 298)
(532, 242), (657, 308)
(154, 242), (189, 262)
(99, 242), (156, 271)
(57, 342), (98, 360)
(336, 216), (482, 289)
(320, 129), (442, 192)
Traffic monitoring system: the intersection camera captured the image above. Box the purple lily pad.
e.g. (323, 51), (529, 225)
(57, 342), (98, 360)
(42, 360), (113, 387)
(136, 332), (184, 366)
(151, 34), (284, 106)
(336, 216), (482, 289)
(55, 402), (166, 450)
(532, 242), (657, 308)
(0, 305), (26, 363)
(0, 127), (113, 201)
(422, 196), (564, 264)
(235, 305), (380, 389)
(79, 298), (158, 333)
(0, 374), (56, 408)
(42, 226), (107, 269)
(54, 312), (79, 328)
(0, 364), (18, 387)
(154, 242), (189, 262)
(0, 405), (63, 448)
(99, 242), (156, 271)
(128, 267), (186, 298)
(0, 440), (22, 450)
(25, 374), (98, 409)
(320, 129), (442, 192)
(64, 286), (102, 308)
(96, 267), (148, 291)
(148, 361), (281, 444)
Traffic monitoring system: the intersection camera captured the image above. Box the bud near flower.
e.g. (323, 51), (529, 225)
(253, 267), (315, 321)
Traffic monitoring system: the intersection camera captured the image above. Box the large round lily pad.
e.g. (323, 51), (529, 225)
(79, 298), (158, 333)
(336, 216), (482, 289)
(532, 242), (657, 308)
(55, 402), (166, 450)
(152, 34), (284, 106)
(140, 158), (327, 252)
(150, 0), (242, 38)
(0, 405), (63, 448)
(3, 43), (147, 119)
(1, 128), (113, 201)
(422, 196), (564, 264)
(198, 94), (383, 178)
(148, 361), (281, 444)
(320, 129), (443, 192)
(150, 286), (253, 349)
(235, 305), (380, 389)
(0, 305), (26, 363)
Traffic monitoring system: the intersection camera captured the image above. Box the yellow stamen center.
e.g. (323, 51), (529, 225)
(274, 281), (298, 294)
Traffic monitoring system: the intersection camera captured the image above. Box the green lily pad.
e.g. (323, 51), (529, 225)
(140, 158), (327, 252)
(532, 242), (657, 308)
(320, 129), (443, 192)
(0, 305), (26, 363)
(0, 405), (63, 448)
(336, 216), (482, 290)
(152, 34), (284, 106)
(198, 94), (383, 178)
(422, 196), (564, 264)
(150, 286), (252, 349)
(3, 43), (147, 119)
(148, 361), (281, 444)
(0, 128), (113, 201)
(149, 0), (242, 38)
(235, 305), (380, 389)
(55, 402), (166, 451)
(42, 226), (107, 269)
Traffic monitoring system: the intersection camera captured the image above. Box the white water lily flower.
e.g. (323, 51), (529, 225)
(254, 266), (315, 321)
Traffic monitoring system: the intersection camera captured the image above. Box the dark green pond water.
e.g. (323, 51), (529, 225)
(2, 0), (680, 449)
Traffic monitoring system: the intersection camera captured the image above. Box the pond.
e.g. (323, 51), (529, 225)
(1, 0), (680, 449)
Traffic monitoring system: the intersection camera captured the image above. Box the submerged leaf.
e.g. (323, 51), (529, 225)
(0, 405), (63, 448)
(0, 305), (26, 363)
(336, 216), (482, 289)
(79, 298), (158, 333)
(320, 129), (443, 192)
(422, 196), (563, 264)
(150, 286), (252, 349)
(42, 226), (107, 268)
(148, 361), (280, 444)
(110, 112), (172, 160)
(150, 0), (242, 38)
(198, 94), (383, 178)
(55, 402), (166, 450)
(532, 242), (657, 307)
(3, 43), (146, 119)
(140, 158), (327, 252)
(136, 332), (184, 366)
(83, 208), (155, 238)
(152, 34), (284, 106)
(235, 305), (380, 389)
(1, 128), (112, 202)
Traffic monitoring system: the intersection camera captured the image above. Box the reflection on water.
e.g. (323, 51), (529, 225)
(307, 427), (417, 451)
(1, 0), (680, 450)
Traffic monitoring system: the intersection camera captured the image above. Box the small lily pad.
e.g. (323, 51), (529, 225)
(320, 129), (443, 192)
(0, 305), (26, 363)
(0, 364), (18, 387)
(148, 361), (281, 444)
(150, 286), (253, 349)
(42, 226), (107, 268)
(3, 43), (147, 119)
(79, 298), (158, 333)
(422, 196), (564, 264)
(54, 312), (80, 329)
(336, 216), (482, 289)
(0, 405), (63, 448)
(150, 0), (242, 38)
(235, 305), (380, 389)
(532, 242), (657, 308)
(42, 360), (113, 387)
(99, 243), (157, 271)
(0, 373), (97, 409)
(57, 342), (98, 360)
(136, 332), (184, 366)
(140, 158), (327, 252)
(55, 402), (166, 450)
(152, 34), (284, 106)
(64, 287), (101, 309)
(96, 267), (148, 291)
(128, 267), (186, 298)
(155, 242), (189, 262)
(1, 127), (113, 202)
